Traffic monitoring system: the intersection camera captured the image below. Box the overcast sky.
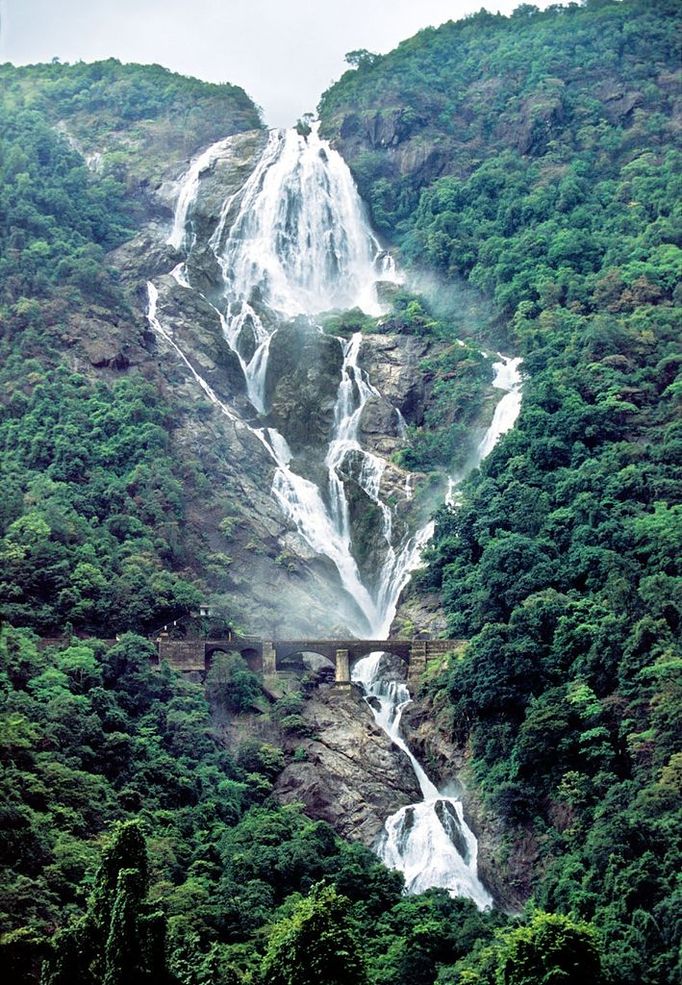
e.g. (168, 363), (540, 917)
(1, 0), (561, 127)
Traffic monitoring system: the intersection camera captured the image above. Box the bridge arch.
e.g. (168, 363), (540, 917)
(345, 642), (412, 666)
(205, 641), (264, 675)
(274, 645), (336, 673)
(347, 648), (409, 674)
(276, 649), (306, 672)
(239, 647), (263, 674)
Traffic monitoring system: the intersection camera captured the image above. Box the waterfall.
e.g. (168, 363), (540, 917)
(350, 358), (522, 907)
(446, 354), (523, 506)
(214, 126), (389, 317)
(269, 430), (381, 636)
(353, 654), (492, 907)
(207, 125), (393, 413)
(176, 123), (407, 635)
(159, 123), (524, 906)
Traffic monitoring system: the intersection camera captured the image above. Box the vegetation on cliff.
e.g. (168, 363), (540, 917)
(1, 1), (680, 982)
(320, 1), (681, 982)
(1, 628), (507, 984)
(0, 61), (265, 636)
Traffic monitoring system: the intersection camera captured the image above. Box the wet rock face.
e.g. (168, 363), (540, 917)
(60, 312), (134, 373)
(153, 274), (248, 404)
(390, 588), (449, 640)
(157, 129), (269, 245)
(435, 800), (471, 864)
(274, 683), (421, 846)
(359, 334), (428, 427)
(358, 395), (403, 457)
(341, 475), (387, 591)
(265, 320), (344, 452)
(508, 83), (566, 157)
(109, 227), (180, 283)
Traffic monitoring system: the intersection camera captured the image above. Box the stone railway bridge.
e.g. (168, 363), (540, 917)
(157, 636), (462, 687)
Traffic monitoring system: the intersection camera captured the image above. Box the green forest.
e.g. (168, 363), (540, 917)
(320, 0), (681, 982)
(0, 59), (263, 638)
(1, 1), (681, 983)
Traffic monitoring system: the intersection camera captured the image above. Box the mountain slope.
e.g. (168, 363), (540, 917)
(319, 2), (681, 982)
(0, 4), (680, 981)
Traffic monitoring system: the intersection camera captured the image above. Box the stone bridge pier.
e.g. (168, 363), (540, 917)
(334, 649), (351, 689)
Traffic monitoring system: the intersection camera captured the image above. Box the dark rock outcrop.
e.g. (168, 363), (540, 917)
(275, 683), (421, 846)
(265, 320), (344, 451)
(358, 334), (428, 426)
(435, 800), (471, 864)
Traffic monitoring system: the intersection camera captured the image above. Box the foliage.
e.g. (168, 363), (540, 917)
(0, 370), (203, 634)
(321, 306), (380, 338)
(449, 911), (603, 985)
(320, 2), (682, 983)
(494, 911), (603, 985)
(344, 50), (379, 71)
(42, 820), (172, 985)
(0, 92), (131, 315)
(2, 4), (681, 984)
(0, 60), (265, 637)
(0, 58), (261, 197)
(0, 625), (506, 984)
(320, 0), (680, 241)
(206, 652), (263, 713)
(260, 883), (367, 985)
(387, 294), (495, 472)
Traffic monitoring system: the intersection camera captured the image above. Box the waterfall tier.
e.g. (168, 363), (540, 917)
(152, 122), (523, 905)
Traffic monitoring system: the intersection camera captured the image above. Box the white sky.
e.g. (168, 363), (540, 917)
(1, 0), (562, 127)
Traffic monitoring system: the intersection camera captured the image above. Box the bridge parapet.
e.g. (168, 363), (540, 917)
(425, 640), (462, 656)
(156, 637), (466, 685)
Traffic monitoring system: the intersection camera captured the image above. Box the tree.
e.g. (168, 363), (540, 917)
(43, 820), (173, 985)
(205, 652), (262, 713)
(260, 883), (367, 985)
(496, 911), (603, 985)
(344, 50), (378, 70)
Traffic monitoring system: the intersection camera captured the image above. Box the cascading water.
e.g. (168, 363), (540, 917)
(351, 368), (522, 908)
(476, 356), (523, 461)
(170, 122), (409, 635)
(446, 354), (523, 506)
(209, 125), (393, 415)
(156, 122), (523, 905)
(214, 126), (390, 318)
(353, 655), (492, 908)
(167, 136), (238, 252)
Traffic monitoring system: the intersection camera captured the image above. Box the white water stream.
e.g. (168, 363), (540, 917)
(353, 655), (492, 907)
(352, 355), (520, 909)
(153, 123), (523, 905)
(446, 354), (523, 507)
(167, 136), (238, 252)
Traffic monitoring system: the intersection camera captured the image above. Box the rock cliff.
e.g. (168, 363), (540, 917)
(90, 126), (440, 638)
(274, 683), (422, 846)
